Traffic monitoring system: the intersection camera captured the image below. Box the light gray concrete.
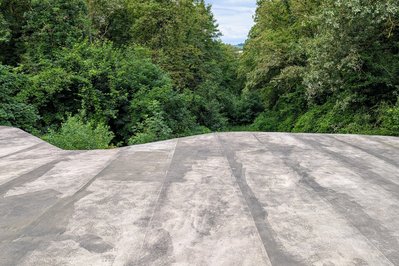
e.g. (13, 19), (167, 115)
(0, 126), (398, 266)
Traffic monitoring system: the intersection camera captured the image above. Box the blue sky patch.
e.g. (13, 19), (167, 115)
(205, 0), (256, 44)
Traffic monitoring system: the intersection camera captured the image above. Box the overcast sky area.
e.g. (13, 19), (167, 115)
(205, 0), (256, 45)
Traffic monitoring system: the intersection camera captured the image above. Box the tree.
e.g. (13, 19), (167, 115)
(240, 0), (320, 131)
(0, 0), (30, 65)
(241, 0), (399, 135)
(0, 11), (10, 44)
(128, 0), (221, 90)
(86, 0), (133, 45)
(0, 64), (38, 131)
(304, 0), (399, 105)
(22, 0), (89, 64)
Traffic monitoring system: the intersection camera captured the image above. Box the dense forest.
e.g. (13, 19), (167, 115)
(243, 0), (399, 135)
(0, 0), (398, 149)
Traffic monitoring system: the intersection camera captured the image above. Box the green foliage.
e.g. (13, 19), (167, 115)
(292, 101), (378, 135)
(304, 0), (399, 104)
(242, 0), (399, 136)
(86, 0), (133, 45)
(0, 0), (249, 148)
(5, 0), (398, 150)
(128, 0), (222, 91)
(0, 0), (31, 65)
(380, 100), (399, 135)
(231, 91), (264, 125)
(19, 41), (173, 139)
(251, 112), (279, 132)
(22, 0), (89, 63)
(0, 65), (38, 131)
(128, 101), (172, 145)
(43, 115), (114, 150)
(129, 86), (197, 139)
(0, 13), (10, 44)
(5, 0), (243, 148)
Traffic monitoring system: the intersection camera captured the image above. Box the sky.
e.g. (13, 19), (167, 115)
(205, 0), (256, 45)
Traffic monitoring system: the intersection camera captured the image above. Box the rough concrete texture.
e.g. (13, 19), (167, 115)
(0, 126), (398, 266)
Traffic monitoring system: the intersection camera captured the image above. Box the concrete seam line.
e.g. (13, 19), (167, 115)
(0, 156), (65, 197)
(0, 142), (46, 160)
(213, 133), (273, 265)
(16, 150), (121, 239)
(291, 135), (397, 265)
(61, 149), (123, 208)
(135, 138), (178, 262)
(296, 135), (399, 197)
(328, 135), (399, 168)
(220, 134), (303, 266)
(2, 150), (124, 266)
(254, 133), (395, 266)
(368, 138), (399, 149)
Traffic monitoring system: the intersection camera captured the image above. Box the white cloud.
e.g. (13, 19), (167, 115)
(205, 0), (256, 44)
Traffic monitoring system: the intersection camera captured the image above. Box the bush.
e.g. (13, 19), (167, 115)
(43, 115), (114, 150)
(292, 98), (379, 135)
(380, 101), (399, 136)
(292, 107), (326, 133)
(128, 101), (172, 145)
(250, 111), (279, 131)
(128, 86), (197, 142)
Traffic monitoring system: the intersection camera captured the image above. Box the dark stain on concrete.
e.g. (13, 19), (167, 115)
(78, 234), (113, 253)
(255, 134), (399, 265)
(293, 160), (399, 265)
(0, 158), (65, 197)
(136, 137), (233, 265)
(328, 136), (399, 168)
(0, 151), (121, 265)
(0, 143), (46, 160)
(218, 134), (305, 266)
(134, 229), (174, 266)
(0, 189), (61, 266)
(369, 138), (399, 150)
(1, 127), (398, 265)
(0, 189), (61, 240)
(193, 196), (229, 237)
(296, 136), (399, 199)
(135, 139), (204, 264)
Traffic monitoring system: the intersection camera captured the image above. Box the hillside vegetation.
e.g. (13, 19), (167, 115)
(242, 0), (399, 135)
(1, 0), (398, 149)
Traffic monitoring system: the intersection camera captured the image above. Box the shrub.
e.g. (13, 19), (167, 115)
(128, 101), (172, 145)
(380, 101), (399, 136)
(250, 111), (279, 132)
(43, 115), (114, 150)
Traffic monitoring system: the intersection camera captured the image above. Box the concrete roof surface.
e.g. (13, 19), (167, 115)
(0, 126), (399, 265)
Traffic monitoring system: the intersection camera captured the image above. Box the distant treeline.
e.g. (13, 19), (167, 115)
(0, 0), (398, 149)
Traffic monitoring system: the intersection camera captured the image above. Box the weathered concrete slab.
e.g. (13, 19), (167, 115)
(0, 126), (398, 265)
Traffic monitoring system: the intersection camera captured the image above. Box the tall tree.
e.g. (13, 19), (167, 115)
(242, 0), (399, 134)
(304, 0), (399, 106)
(240, 0), (320, 131)
(0, 0), (30, 65)
(128, 0), (221, 90)
(86, 0), (133, 45)
(22, 0), (89, 64)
